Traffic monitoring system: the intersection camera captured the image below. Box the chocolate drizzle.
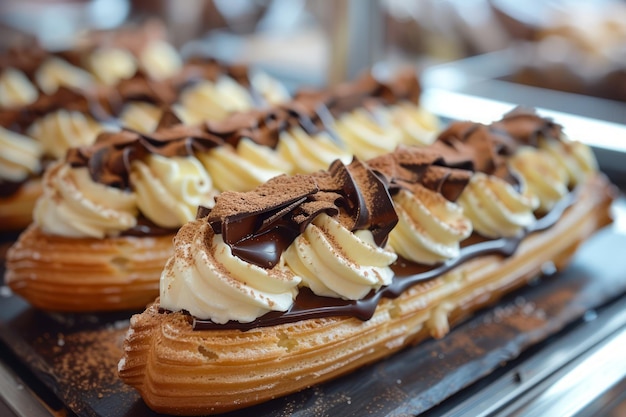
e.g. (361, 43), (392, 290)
(192, 188), (577, 331)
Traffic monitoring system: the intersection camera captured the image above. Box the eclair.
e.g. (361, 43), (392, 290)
(117, 108), (615, 415)
(4, 122), (216, 311)
(0, 55), (290, 232)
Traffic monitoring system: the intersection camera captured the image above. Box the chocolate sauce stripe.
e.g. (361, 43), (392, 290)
(192, 186), (578, 331)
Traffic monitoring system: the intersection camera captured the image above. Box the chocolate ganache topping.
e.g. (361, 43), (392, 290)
(202, 156), (398, 269)
(0, 45), (49, 79)
(492, 106), (563, 146)
(368, 144), (473, 202)
(175, 57), (252, 89)
(434, 121), (520, 185)
(64, 99), (341, 192)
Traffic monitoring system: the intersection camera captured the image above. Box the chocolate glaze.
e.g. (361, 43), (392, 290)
(193, 187), (577, 331)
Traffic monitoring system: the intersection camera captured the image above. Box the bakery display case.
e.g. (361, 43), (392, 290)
(1, 1), (626, 416)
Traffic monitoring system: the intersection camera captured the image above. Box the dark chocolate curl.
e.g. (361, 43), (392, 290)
(155, 107), (183, 130)
(367, 145), (473, 203)
(493, 106), (563, 146)
(434, 122), (519, 185)
(205, 175), (319, 268)
(327, 159), (370, 231)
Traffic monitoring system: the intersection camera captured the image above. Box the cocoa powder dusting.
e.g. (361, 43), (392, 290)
(32, 324), (131, 398)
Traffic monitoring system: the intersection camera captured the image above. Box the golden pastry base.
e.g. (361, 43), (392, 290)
(5, 226), (174, 312)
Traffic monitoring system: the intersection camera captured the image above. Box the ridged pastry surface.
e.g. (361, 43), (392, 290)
(5, 225), (174, 311)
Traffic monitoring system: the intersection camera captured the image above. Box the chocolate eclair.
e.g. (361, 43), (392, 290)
(0, 53), (292, 232)
(117, 109), (615, 415)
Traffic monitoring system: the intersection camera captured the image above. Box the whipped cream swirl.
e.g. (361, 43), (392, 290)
(177, 78), (254, 124)
(0, 68), (38, 108)
(284, 213), (397, 300)
(389, 187), (472, 265)
(34, 57), (95, 95)
(277, 127), (351, 174)
(131, 154), (216, 228)
(87, 47), (137, 86)
(458, 173), (538, 238)
(0, 127), (43, 182)
(27, 110), (103, 159)
(34, 163), (137, 238)
(509, 147), (568, 213)
(160, 221), (301, 323)
(334, 108), (403, 160)
(119, 101), (163, 134)
(198, 140), (287, 192)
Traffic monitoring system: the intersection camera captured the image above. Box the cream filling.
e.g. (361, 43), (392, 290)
(34, 57), (94, 95)
(34, 163), (137, 238)
(0, 68), (38, 108)
(389, 187), (472, 265)
(284, 213), (397, 300)
(160, 223), (301, 323)
(277, 127), (351, 174)
(386, 101), (440, 146)
(197, 142), (285, 192)
(177, 77), (254, 124)
(333, 108), (403, 160)
(250, 71), (291, 105)
(509, 146), (569, 213)
(119, 101), (163, 134)
(87, 47), (137, 86)
(131, 154), (216, 228)
(458, 173), (538, 238)
(0, 127), (43, 182)
(138, 40), (182, 81)
(540, 137), (597, 187)
(27, 110), (103, 159)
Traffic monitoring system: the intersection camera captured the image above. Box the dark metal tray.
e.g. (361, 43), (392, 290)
(1, 201), (626, 417)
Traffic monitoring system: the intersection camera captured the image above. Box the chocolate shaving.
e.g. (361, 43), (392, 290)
(492, 106), (563, 146)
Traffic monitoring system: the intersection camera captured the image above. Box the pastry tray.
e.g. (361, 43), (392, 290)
(1, 195), (626, 417)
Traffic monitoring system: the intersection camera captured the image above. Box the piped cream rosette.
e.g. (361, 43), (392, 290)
(0, 68), (39, 108)
(0, 127), (44, 229)
(27, 109), (105, 159)
(198, 128), (352, 192)
(509, 138), (598, 213)
(34, 150), (215, 239)
(332, 102), (440, 161)
(389, 186), (472, 264)
(160, 220), (301, 324)
(283, 213), (397, 300)
(0, 126), (43, 184)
